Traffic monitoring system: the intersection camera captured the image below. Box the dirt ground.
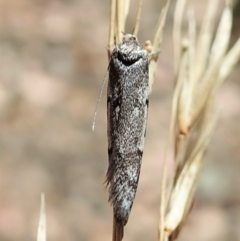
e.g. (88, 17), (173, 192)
(0, 0), (239, 241)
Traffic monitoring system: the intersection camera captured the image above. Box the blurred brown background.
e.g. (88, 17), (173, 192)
(0, 0), (239, 241)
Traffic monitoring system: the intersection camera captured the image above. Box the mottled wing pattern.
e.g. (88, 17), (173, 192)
(106, 34), (149, 227)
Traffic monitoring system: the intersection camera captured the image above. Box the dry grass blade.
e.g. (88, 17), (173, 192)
(159, 46), (188, 241)
(192, 58), (218, 125)
(37, 193), (46, 241)
(192, 4), (232, 131)
(209, 5), (232, 67)
(164, 151), (202, 235)
(220, 36), (240, 80)
(117, 0), (130, 42)
(187, 7), (196, 90)
(148, 0), (171, 92)
(159, 42), (189, 241)
(108, 0), (117, 57)
(194, 0), (218, 82)
(159, 150), (169, 241)
(116, 0), (126, 43)
(151, 0), (171, 53)
(108, 0), (131, 58)
(175, 40), (191, 154)
(174, 8), (197, 143)
(174, 9), (196, 150)
(170, 41), (188, 140)
(159, 0), (240, 240)
(165, 104), (217, 237)
(173, 0), (186, 74)
(133, 0), (143, 36)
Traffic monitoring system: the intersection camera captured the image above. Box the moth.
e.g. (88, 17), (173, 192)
(106, 34), (149, 241)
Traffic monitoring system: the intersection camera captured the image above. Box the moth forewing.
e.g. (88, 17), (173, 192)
(106, 34), (149, 241)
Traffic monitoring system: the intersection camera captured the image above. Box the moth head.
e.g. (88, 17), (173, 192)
(116, 34), (146, 66)
(122, 34), (138, 44)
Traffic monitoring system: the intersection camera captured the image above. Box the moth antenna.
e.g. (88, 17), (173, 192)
(92, 67), (109, 132)
(121, 31), (126, 36)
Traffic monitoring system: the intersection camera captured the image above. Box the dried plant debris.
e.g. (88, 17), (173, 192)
(37, 193), (46, 241)
(148, 0), (171, 92)
(159, 0), (240, 240)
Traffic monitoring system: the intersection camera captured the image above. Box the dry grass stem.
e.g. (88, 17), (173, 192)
(173, 0), (186, 73)
(209, 6), (232, 66)
(108, 0), (117, 58)
(148, 0), (171, 92)
(159, 145), (171, 241)
(108, 0), (131, 58)
(133, 0), (143, 36)
(37, 193), (46, 241)
(194, 0), (218, 82)
(187, 7), (196, 86)
(220, 36), (240, 80)
(159, 0), (240, 240)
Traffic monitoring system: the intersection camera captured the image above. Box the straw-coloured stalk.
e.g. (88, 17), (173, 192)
(194, 0), (218, 82)
(159, 0), (240, 240)
(147, 0), (171, 93)
(108, 0), (131, 59)
(37, 193), (46, 241)
(219, 36), (240, 80)
(173, 0), (186, 73)
(133, 0), (143, 36)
